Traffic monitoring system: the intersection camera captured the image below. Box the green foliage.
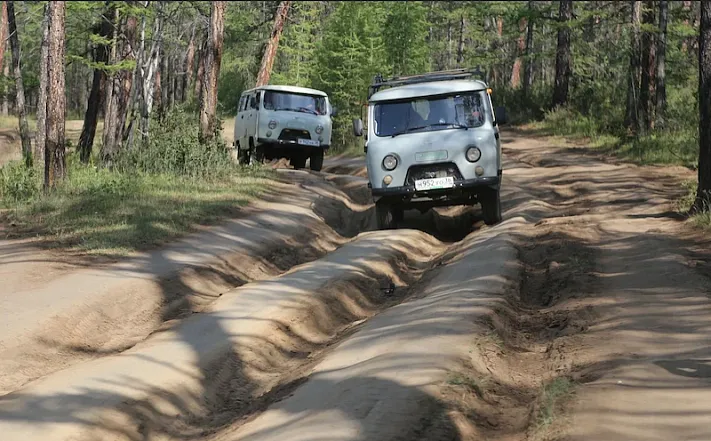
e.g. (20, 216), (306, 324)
(0, 162), (40, 204)
(3, 154), (272, 254)
(311, 1), (387, 151)
(383, 1), (430, 76)
(115, 106), (235, 179)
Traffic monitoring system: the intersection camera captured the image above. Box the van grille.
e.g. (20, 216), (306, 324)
(278, 129), (311, 141)
(405, 162), (463, 186)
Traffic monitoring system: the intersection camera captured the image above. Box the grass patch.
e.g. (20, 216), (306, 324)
(676, 180), (711, 228)
(1, 159), (274, 255)
(1, 107), (277, 256)
(529, 108), (699, 169)
(447, 373), (488, 398)
(530, 377), (576, 440)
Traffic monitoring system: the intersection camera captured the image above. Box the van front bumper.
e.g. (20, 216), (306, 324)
(258, 137), (329, 149)
(370, 176), (500, 198)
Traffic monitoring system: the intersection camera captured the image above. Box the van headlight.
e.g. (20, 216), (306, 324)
(466, 146), (481, 162)
(382, 154), (398, 171)
(315, 125), (324, 134)
(268, 120), (278, 129)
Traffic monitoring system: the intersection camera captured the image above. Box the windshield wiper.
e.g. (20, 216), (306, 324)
(391, 122), (468, 138)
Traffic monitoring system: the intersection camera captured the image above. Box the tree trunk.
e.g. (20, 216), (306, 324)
(511, 17), (527, 89)
(0, 2), (8, 75)
(78, 6), (112, 163)
(7, 1), (31, 167)
(625, 1), (642, 131)
(136, 1), (165, 144)
(101, 6), (138, 164)
(682, 1), (693, 54)
(694, 1), (711, 213)
(2, 62), (8, 117)
(255, 1), (291, 87)
(552, 0), (573, 109)
(456, 14), (465, 67)
(44, 1), (66, 191)
(639, 0), (656, 133)
(35, 4), (49, 164)
(523, 0), (535, 95)
(181, 24), (196, 102)
(195, 37), (206, 103)
(199, 1), (226, 143)
(655, 0), (668, 128)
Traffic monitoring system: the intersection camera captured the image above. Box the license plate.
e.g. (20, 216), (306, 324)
(414, 177), (455, 191)
(297, 138), (319, 147)
(415, 150), (448, 162)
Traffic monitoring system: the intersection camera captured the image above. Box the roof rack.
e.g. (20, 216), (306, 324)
(368, 67), (487, 99)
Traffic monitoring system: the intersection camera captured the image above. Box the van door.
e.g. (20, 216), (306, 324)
(246, 91), (261, 146)
(235, 94), (247, 148)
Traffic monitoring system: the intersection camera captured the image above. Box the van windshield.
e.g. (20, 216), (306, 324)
(263, 91), (327, 115)
(373, 91), (488, 137)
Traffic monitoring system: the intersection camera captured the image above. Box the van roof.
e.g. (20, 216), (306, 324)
(369, 79), (488, 103)
(242, 84), (328, 97)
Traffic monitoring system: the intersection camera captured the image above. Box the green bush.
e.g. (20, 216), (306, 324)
(116, 106), (236, 179)
(0, 162), (40, 204)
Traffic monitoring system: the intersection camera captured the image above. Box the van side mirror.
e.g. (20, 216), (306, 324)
(353, 118), (364, 137)
(495, 106), (508, 125)
(331, 106), (338, 117)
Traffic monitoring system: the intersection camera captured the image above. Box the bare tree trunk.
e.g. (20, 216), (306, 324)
(181, 25), (196, 102)
(694, 1), (711, 213)
(639, 0), (656, 133)
(1, 62), (8, 117)
(0, 2), (8, 74)
(199, 1), (225, 143)
(44, 1), (66, 191)
(523, 0), (535, 95)
(552, 0), (573, 108)
(255, 1), (291, 87)
(655, 0), (668, 128)
(78, 7), (112, 163)
(101, 6), (137, 164)
(133, 1), (165, 144)
(101, 8), (120, 165)
(682, 0), (693, 54)
(456, 14), (465, 67)
(7, 1), (31, 167)
(446, 19), (452, 69)
(35, 4), (49, 164)
(625, 1), (642, 131)
(511, 17), (527, 88)
(195, 38), (206, 103)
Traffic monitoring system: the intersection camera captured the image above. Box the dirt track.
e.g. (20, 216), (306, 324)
(1, 129), (711, 440)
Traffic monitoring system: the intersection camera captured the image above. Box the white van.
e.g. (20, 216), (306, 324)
(233, 85), (335, 171)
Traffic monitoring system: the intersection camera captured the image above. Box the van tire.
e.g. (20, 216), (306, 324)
(375, 200), (397, 230)
(310, 149), (324, 172)
(290, 155), (307, 170)
(480, 187), (502, 226)
(249, 142), (264, 166)
(236, 143), (249, 165)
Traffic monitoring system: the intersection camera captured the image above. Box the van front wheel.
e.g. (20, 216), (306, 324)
(480, 187), (502, 226)
(310, 149), (324, 172)
(375, 200), (397, 230)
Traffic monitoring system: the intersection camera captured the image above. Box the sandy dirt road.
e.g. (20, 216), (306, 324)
(1, 129), (711, 440)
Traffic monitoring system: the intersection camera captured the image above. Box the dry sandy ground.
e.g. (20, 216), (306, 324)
(1, 128), (711, 440)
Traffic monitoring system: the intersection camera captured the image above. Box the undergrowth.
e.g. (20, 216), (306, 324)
(1, 108), (275, 255)
(530, 377), (576, 441)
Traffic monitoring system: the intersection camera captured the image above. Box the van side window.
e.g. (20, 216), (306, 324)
(249, 94), (257, 110)
(254, 91), (261, 110)
(238, 96), (246, 112)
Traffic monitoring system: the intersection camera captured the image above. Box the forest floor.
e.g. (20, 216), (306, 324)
(0, 128), (710, 441)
